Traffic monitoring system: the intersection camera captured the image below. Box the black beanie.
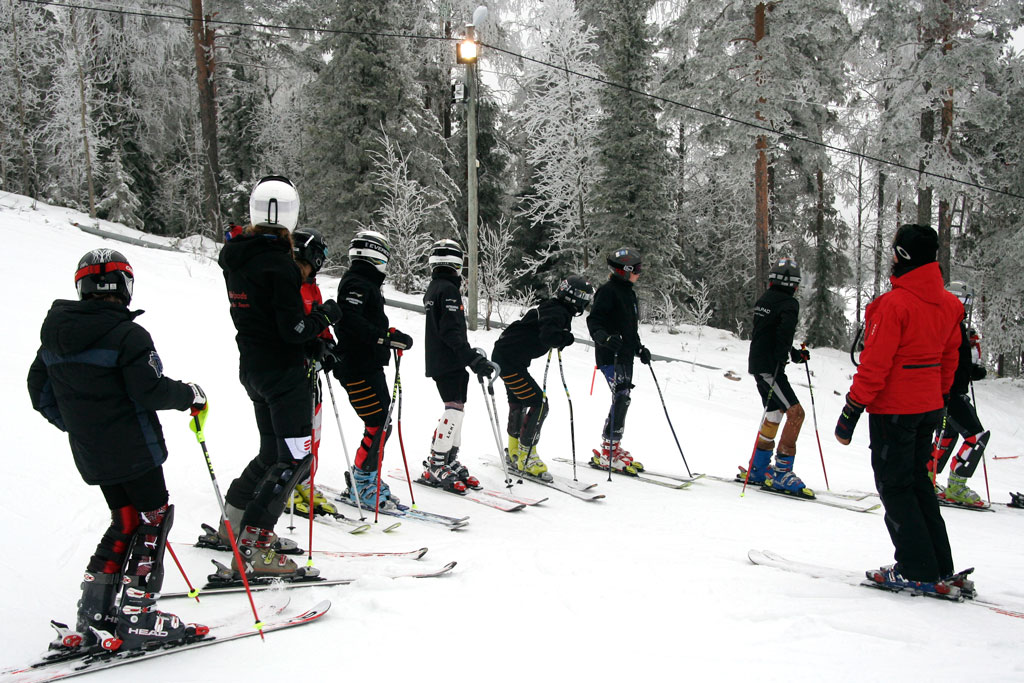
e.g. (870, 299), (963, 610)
(892, 224), (938, 276)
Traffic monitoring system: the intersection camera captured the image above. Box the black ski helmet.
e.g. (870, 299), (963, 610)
(555, 275), (595, 316)
(429, 239), (464, 272)
(768, 256), (801, 289)
(946, 280), (974, 317)
(293, 228), (328, 274)
(75, 249), (134, 305)
(608, 247), (642, 279)
(349, 230), (390, 273)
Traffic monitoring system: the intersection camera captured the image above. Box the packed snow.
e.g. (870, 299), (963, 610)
(2, 194), (1023, 682)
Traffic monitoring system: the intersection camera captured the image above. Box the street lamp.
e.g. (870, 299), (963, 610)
(461, 6), (487, 330)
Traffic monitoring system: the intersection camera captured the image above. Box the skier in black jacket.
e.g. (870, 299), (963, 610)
(333, 230), (413, 508)
(587, 248), (650, 474)
(930, 280), (989, 506)
(746, 256), (811, 495)
(420, 239), (493, 493)
(217, 176), (341, 581)
(492, 276), (593, 481)
(27, 249), (207, 652)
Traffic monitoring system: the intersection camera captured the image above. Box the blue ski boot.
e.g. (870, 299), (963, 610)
(865, 564), (961, 599)
(742, 448), (773, 485)
(764, 454), (814, 497)
(347, 468), (400, 509)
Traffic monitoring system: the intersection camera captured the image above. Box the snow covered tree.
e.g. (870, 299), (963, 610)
(97, 150), (144, 230)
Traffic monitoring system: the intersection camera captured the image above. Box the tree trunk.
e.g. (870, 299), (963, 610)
(11, 7), (35, 197)
(917, 107), (933, 226)
(874, 171), (885, 299)
(191, 0), (221, 229)
(753, 2), (769, 297)
(70, 10), (96, 218)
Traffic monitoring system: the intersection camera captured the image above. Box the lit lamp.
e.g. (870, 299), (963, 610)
(456, 38), (478, 64)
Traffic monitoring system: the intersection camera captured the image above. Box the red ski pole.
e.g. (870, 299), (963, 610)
(165, 541), (199, 603)
(394, 350), (416, 507)
(802, 345), (830, 490)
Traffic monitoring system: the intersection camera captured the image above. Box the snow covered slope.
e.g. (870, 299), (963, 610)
(3, 194), (1024, 681)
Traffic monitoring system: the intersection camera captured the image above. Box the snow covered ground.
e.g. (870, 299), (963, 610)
(2, 193), (1024, 682)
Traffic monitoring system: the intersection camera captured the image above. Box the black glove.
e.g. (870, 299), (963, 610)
(468, 352), (493, 378)
(558, 332), (575, 350)
(319, 339), (339, 373)
(603, 334), (623, 353)
(187, 382), (207, 412)
(971, 364), (987, 381)
(789, 346), (810, 364)
(387, 328), (414, 350)
(638, 346), (652, 365)
(834, 394), (864, 444)
(315, 299), (342, 327)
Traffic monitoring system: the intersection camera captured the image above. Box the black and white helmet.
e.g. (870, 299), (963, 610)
(768, 256), (801, 289)
(75, 249), (134, 305)
(293, 228), (328, 274)
(947, 280), (974, 314)
(555, 275), (595, 316)
(608, 247), (642, 279)
(349, 230), (390, 273)
(249, 175), (300, 230)
(429, 239), (464, 272)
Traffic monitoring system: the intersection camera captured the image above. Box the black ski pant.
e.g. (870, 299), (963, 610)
(227, 365), (313, 529)
(599, 361), (633, 441)
(935, 393), (985, 474)
(497, 365), (548, 448)
(90, 466), (169, 575)
(338, 369), (391, 472)
(869, 410), (954, 581)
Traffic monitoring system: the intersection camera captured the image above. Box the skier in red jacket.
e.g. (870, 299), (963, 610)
(834, 224), (966, 597)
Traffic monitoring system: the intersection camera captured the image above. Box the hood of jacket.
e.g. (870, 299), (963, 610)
(218, 232), (290, 272)
(40, 299), (141, 355)
(889, 262), (947, 306)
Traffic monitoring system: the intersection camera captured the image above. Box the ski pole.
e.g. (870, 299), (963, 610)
(801, 344), (830, 491)
(970, 382), (992, 504)
(475, 348), (512, 487)
(647, 363), (693, 478)
(556, 350), (578, 482)
(394, 349), (416, 507)
(189, 408), (264, 639)
(373, 351), (403, 523)
(742, 362), (781, 496)
(324, 374), (365, 521)
(164, 541), (199, 603)
(306, 366), (320, 569)
(590, 366), (597, 396)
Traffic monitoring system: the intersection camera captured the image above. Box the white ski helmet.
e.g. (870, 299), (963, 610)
(429, 239), (464, 271)
(349, 230), (391, 273)
(249, 175), (300, 230)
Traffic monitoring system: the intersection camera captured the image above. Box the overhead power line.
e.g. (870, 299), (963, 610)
(17, 0), (1024, 202)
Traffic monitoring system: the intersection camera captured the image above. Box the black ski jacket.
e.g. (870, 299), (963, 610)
(423, 271), (476, 377)
(219, 233), (329, 373)
(27, 299), (194, 486)
(950, 323), (985, 395)
(587, 276), (640, 367)
(748, 286), (799, 374)
(491, 299), (574, 370)
(335, 260), (392, 376)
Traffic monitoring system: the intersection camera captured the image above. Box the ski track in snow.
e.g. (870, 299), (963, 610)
(3, 195), (1024, 681)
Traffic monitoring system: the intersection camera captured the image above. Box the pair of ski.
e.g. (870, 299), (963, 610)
(702, 469), (882, 513)
(387, 468), (545, 512)
(748, 550), (1024, 619)
(314, 483), (471, 530)
(169, 558), (458, 598)
(480, 459), (606, 501)
(6, 600), (331, 682)
(551, 457), (695, 490)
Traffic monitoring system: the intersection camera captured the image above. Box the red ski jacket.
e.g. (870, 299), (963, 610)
(301, 280), (334, 342)
(849, 262), (963, 415)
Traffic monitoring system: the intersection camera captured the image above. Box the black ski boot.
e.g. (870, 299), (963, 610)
(45, 571), (120, 658)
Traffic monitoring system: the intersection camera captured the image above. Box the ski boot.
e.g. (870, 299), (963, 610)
(45, 571), (120, 658)
(764, 454), (814, 498)
(346, 468), (400, 509)
(591, 439), (642, 475)
(421, 452), (467, 493)
(196, 503), (300, 554)
(447, 447), (481, 489)
(943, 567), (977, 599)
(227, 525), (310, 580)
(509, 441), (552, 481)
(741, 448), (773, 485)
(292, 481), (339, 515)
(115, 584), (207, 651)
(1009, 492), (1024, 509)
(942, 473), (982, 506)
(865, 564), (960, 599)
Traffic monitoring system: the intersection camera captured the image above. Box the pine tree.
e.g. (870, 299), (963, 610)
(97, 150), (144, 230)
